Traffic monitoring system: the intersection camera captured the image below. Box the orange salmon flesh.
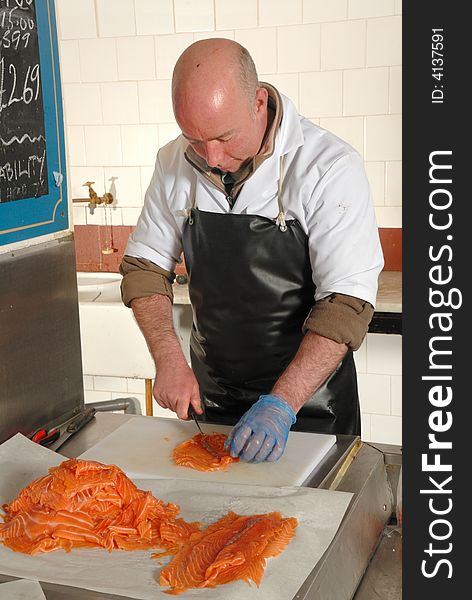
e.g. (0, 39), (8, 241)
(172, 432), (239, 472)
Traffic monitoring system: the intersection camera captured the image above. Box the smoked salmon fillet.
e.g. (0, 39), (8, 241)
(0, 459), (200, 555)
(159, 511), (298, 594)
(172, 433), (239, 472)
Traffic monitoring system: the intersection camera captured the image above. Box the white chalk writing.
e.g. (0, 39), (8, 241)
(0, 0), (48, 203)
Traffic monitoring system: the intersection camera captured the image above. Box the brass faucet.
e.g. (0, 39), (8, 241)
(72, 182), (114, 213)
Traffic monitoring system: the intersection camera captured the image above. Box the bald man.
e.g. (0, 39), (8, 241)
(120, 39), (384, 462)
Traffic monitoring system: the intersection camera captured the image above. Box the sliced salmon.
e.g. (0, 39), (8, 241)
(159, 511), (298, 594)
(0, 459), (200, 555)
(172, 433), (239, 472)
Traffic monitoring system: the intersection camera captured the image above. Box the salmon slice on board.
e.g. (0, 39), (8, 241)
(0, 458), (200, 555)
(159, 511), (298, 594)
(172, 433), (239, 472)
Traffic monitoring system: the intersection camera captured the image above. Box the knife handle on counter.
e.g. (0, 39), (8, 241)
(30, 408), (96, 451)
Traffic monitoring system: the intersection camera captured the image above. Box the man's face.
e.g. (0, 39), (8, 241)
(174, 86), (268, 173)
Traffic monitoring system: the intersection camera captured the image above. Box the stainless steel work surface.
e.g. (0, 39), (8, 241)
(0, 413), (401, 599)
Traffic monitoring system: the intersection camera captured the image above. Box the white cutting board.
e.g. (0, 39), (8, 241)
(79, 416), (335, 487)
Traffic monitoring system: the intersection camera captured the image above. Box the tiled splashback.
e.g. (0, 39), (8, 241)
(74, 225), (401, 273)
(55, 0), (402, 229)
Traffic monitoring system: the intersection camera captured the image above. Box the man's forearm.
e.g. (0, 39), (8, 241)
(131, 294), (185, 368)
(271, 331), (348, 414)
(131, 294), (201, 417)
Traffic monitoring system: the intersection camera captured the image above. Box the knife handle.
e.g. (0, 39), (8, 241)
(188, 403), (204, 418)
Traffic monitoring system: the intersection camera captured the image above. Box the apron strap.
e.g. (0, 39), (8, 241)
(190, 176), (197, 210)
(189, 155), (288, 231)
(185, 179), (197, 224)
(275, 154), (287, 232)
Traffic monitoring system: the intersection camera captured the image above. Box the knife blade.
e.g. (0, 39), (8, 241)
(188, 404), (204, 434)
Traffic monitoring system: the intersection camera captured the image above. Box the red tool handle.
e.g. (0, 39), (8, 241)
(31, 428), (60, 446)
(31, 429), (48, 443)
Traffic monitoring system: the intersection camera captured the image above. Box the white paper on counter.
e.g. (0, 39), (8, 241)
(0, 579), (46, 600)
(0, 434), (353, 600)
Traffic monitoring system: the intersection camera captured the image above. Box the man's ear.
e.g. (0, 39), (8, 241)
(254, 86), (268, 112)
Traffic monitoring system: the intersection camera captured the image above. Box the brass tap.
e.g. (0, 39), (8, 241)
(72, 182), (114, 214)
(84, 181), (98, 202)
(83, 182), (114, 205)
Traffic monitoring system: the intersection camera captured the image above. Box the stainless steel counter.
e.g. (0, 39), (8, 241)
(0, 413), (402, 599)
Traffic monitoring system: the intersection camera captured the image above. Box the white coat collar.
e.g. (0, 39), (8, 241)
(231, 94), (305, 213)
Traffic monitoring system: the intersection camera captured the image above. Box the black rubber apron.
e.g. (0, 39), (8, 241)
(182, 158), (360, 435)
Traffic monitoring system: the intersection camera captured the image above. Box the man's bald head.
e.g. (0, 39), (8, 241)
(171, 39), (269, 173)
(172, 39), (259, 112)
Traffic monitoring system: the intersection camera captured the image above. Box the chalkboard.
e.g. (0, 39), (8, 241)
(0, 0), (68, 246)
(0, 0), (49, 204)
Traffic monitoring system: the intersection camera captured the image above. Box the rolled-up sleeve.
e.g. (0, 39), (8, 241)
(303, 293), (374, 351)
(119, 256), (175, 307)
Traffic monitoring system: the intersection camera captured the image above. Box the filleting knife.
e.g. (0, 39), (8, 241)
(188, 404), (204, 434)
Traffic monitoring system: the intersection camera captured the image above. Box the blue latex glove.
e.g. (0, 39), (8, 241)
(225, 395), (296, 463)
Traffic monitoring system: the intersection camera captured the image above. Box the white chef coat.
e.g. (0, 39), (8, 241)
(126, 92), (384, 306)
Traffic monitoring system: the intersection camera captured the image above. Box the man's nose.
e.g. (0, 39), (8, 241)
(204, 141), (224, 168)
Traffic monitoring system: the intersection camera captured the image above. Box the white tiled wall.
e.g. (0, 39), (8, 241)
(83, 374), (176, 420)
(58, 1), (403, 445)
(56, 0), (402, 228)
(356, 334), (402, 445)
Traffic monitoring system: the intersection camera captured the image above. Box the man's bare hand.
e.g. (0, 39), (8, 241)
(153, 357), (202, 420)
(130, 294), (203, 420)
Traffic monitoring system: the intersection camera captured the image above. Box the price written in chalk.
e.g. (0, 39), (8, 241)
(0, 59), (40, 112)
(0, 0), (49, 203)
(1, 2), (35, 49)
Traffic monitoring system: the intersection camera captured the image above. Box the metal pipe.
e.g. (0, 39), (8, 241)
(86, 397), (142, 415)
